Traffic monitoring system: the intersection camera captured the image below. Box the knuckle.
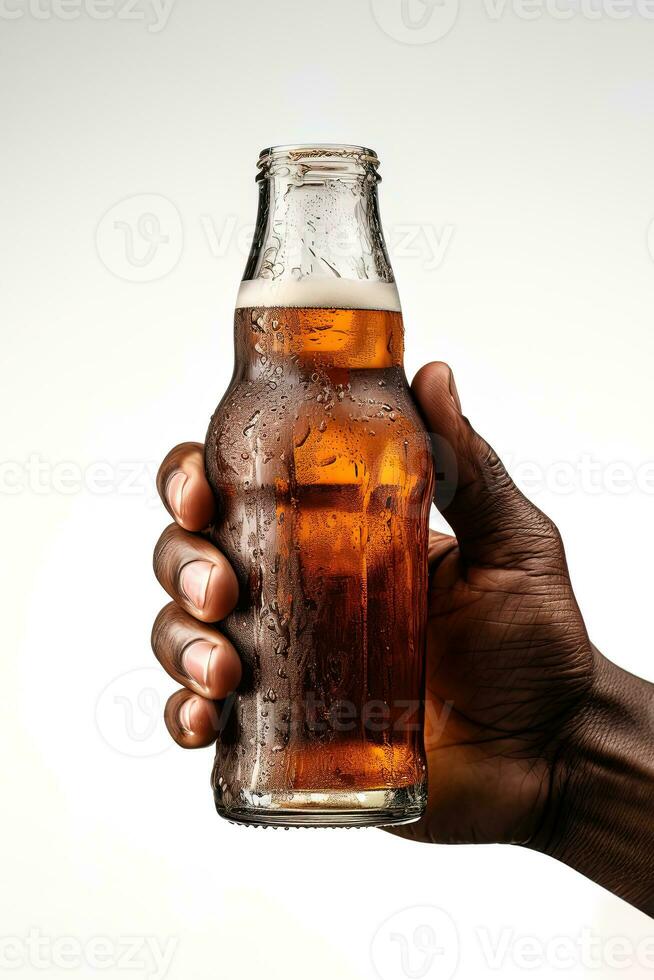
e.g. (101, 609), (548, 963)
(151, 601), (179, 655)
(528, 505), (562, 545)
(153, 523), (183, 579)
(159, 442), (202, 478)
(476, 437), (513, 494)
(518, 511), (566, 573)
(539, 512), (564, 555)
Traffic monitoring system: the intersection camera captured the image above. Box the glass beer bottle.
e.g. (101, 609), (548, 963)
(206, 144), (434, 827)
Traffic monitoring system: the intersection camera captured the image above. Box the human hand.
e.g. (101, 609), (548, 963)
(388, 364), (653, 918)
(151, 362), (653, 914)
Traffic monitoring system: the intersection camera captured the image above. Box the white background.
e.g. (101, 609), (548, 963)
(2, 1), (654, 978)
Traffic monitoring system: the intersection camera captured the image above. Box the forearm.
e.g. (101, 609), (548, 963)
(532, 647), (654, 915)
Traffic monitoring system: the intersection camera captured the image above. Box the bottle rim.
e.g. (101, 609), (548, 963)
(257, 143), (380, 171)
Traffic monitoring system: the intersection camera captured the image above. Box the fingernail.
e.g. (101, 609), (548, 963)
(180, 561), (213, 610)
(178, 696), (198, 735)
(182, 640), (215, 689)
(166, 471), (187, 521)
(448, 370), (461, 413)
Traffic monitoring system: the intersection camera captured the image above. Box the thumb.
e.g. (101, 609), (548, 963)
(412, 361), (561, 569)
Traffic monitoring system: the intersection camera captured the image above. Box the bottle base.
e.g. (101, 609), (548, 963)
(215, 785), (426, 828)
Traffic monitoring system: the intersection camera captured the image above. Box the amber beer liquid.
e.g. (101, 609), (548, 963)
(206, 146), (434, 826)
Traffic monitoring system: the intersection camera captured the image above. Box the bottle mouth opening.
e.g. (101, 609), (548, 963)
(256, 143), (380, 180)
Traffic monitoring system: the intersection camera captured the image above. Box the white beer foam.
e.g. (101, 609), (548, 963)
(236, 278), (401, 312)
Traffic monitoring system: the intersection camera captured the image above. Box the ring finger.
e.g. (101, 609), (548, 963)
(152, 602), (242, 700)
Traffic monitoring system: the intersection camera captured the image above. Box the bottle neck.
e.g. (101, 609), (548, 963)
(242, 147), (395, 288)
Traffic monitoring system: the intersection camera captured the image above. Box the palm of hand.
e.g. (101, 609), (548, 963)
(393, 526), (593, 846)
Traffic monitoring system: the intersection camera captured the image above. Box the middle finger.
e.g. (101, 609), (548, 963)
(153, 524), (239, 623)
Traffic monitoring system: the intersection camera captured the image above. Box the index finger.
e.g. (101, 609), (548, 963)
(157, 441), (215, 532)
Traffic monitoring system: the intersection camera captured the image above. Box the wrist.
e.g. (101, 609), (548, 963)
(530, 646), (654, 914)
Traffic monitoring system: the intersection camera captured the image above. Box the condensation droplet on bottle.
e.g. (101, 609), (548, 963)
(243, 410), (261, 437)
